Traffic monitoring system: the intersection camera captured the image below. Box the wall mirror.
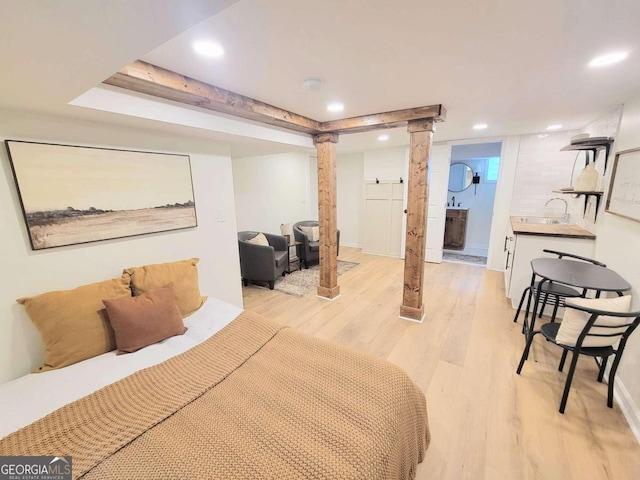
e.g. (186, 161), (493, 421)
(448, 163), (473, 192)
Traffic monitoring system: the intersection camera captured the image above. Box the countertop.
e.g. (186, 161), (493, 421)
(510, 217), (596, 239)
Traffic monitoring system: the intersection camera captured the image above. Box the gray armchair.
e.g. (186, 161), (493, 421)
(292, 220), (340, 269)
(238, 231), (288, 289)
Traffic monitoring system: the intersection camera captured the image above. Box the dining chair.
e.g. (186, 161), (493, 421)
(512, 249), (606, 328)
(517, 295), (640, 413)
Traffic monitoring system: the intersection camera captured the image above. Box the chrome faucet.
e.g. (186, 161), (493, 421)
(545, 197), (569, 221)
(451, 195), (456, 206)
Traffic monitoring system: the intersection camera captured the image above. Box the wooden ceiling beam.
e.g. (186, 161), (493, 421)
(103, 61), (445, 136)
(318, 105), (446, 134)
(104, 61), (321, 135)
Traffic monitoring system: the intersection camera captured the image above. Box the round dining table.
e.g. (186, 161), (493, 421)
(523, 257), (632, 334)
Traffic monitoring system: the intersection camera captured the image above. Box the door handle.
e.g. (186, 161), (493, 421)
(505, 251), (511, 270)
(504, 236), (509, 251)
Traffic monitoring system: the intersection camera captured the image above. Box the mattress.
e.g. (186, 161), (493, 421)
(0, 297), (241, 439)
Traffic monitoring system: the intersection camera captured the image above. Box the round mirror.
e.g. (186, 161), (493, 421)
(448, 163), (473, 192)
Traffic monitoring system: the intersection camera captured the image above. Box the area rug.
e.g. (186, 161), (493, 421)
(442, 251), (487, 266)
(272, 260), (359, 297)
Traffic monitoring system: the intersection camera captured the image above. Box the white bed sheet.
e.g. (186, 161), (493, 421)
(0, 297), (242, 439)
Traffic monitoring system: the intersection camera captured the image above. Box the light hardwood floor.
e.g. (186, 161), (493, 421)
(242, 247), (640, 480)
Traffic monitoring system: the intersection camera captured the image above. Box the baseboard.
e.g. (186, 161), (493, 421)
(340, 242), (362, 248)
(317, 294), (341, 302)
(362, 250), (401, 258)
(614, 378), (640, 445)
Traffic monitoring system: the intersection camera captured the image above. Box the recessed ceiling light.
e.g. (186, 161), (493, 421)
(547, 124), (562, 130)
(192, 41), (224, 58)
(378, 134), (389, 141)
(327, 102), (344, 113)
(473, 123), (488, 130)
(588, 51), (629, 68)
(537, 133), (549, 139)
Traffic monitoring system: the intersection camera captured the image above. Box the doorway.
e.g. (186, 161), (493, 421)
(442, 142), (502, 266)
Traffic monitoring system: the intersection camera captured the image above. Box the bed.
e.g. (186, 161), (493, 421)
(0, 267), (429, 479)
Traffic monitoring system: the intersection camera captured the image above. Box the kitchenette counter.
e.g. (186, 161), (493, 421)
(504, 218), (596, 314)
(510, 217), (596, 239)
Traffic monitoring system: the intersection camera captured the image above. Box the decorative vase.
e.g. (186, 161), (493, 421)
(575, 163), (598, 192)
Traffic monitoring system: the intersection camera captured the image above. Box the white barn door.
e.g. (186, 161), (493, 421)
(363, 180), (405, 257)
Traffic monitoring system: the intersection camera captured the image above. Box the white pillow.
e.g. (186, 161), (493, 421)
(556, 296), (632, 347)
(246, 232), (269, 246)
(300, 225), (319, 242)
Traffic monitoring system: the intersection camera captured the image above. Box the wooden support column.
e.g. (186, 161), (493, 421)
(314, 132), (340, 300)
(400, 120), (434, 321)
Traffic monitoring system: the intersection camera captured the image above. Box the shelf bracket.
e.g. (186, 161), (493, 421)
(581, 192), (603, 221)
(603, 144), (611, 175)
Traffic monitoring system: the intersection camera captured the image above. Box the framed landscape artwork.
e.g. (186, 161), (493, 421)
(605, 147), (640, 224)
(5, 140), (197, 250)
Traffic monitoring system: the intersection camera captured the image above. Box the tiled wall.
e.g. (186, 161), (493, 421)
(510, 130), (579, 217)
(510, 107), (622, 226)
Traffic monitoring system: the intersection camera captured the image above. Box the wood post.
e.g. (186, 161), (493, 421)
(400, 120), (434, 321)
(314, 133), (340, 299)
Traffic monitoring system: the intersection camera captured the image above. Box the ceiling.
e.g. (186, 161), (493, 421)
(3, 0), (640, 156)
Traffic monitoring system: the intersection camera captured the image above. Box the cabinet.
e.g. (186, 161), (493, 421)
(503, 225), (515, 293)
(504, 228), (595, 318)
(443, 209), (468, 250)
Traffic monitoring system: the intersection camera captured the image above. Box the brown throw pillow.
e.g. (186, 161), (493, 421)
(123, 258), (205, 317)
(16, 275), (131, 372)
(103, 283), (187, 354)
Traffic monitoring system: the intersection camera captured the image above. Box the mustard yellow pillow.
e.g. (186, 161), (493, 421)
(17, 275), (132, 372)
(123, 258), (205, 317)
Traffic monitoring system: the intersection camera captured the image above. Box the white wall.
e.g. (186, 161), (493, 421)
(486, 136), (520, 271)
(233, 150), (361, 249)
(232, 152), (312, 234)
(0, 109), (242, 383)
(337, 153), (364, 247)
(593, 95), (640, 439)
(363, 146), (406, 182)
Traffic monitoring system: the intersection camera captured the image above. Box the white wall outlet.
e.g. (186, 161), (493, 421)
(216, 208), (225, 222)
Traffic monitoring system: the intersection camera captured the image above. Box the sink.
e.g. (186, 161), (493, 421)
(515, 216), (569, 225)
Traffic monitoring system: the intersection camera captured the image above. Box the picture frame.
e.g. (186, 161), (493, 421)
(605, 147), (640, 224)
(5, 140), (197, 250)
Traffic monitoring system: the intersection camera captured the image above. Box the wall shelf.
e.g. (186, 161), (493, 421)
(552, 190), (604, 220)
(560, 137), (614, 174)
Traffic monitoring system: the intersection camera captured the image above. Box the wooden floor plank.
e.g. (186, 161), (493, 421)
(241, 247), (640, 479)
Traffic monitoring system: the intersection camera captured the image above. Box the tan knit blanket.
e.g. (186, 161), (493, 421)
(1, 311), (429, 479)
